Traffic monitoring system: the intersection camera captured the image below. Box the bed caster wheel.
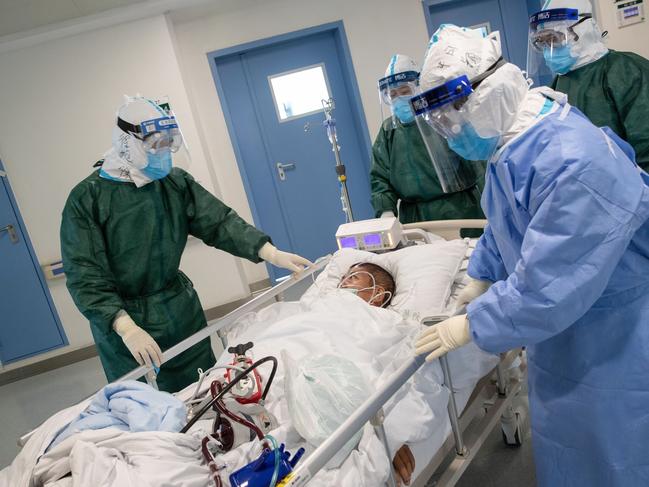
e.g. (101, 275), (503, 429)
(501, 415), (523, 447)
(501, 410), (525, 447)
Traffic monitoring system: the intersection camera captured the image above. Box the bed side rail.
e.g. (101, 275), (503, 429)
(120, 256), (330, 384)
(280, 354), (427, 487)
(18, 256), (330, 447)
(403, 219), (486, 241)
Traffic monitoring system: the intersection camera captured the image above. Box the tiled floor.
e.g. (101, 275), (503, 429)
(454, 408), (536, 487)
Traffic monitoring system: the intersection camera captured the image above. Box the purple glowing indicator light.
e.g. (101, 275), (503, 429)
(363, 233), (382, 246)
(340, 236), (358, 249)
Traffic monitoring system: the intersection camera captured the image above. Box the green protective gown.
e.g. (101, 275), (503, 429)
(60, 167), (270, 392)
(552, 50), (649, 171)
(370, 119), (485, 237)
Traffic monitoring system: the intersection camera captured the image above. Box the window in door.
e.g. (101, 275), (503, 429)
(268, 63), (331, 122)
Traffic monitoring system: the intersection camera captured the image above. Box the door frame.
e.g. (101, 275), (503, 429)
(206, 21), (372, 242)
(0, 159), (67, 363)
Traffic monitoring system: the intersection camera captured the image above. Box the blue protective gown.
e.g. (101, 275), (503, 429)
(466, 103), (649, 486)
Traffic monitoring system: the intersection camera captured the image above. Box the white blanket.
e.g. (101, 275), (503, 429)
(33, 430), (210, 487)
(0, 406), (210, 487)
(0, 401), (90, 487)
(176, 290), (449, 487)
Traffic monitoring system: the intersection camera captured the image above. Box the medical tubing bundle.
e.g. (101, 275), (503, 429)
(181, 356), (278, 433)
(211, 381), (264, 439)
(201, 436), (223, 487)
(202, 380), (274, 487)
(187, 365), (246, 406)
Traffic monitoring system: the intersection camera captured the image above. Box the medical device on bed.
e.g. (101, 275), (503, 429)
(210, 380), (277, 452)
(180, 354), (280, 486)
(226, 342), (263, 404)
(198, 380), (279, 487)
(336, 217), (429, 252)
(230, 441), (305, 487)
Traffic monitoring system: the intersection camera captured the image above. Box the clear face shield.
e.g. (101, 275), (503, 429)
(378, 71), (419, 128)
(527, 8), (592, 82)
(410, 60), (504, 193)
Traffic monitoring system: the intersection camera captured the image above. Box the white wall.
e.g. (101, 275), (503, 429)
(171, 0), (432, 284)
(595, 0), (649, 59)
(0, 15), (251, 369)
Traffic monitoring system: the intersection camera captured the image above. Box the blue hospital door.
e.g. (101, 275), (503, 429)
(424, 0), (532, 70)
(0, 164), (67, 363)
(212, 27), (373, 281)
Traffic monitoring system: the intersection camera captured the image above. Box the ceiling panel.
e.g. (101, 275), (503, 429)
(0, 0), (149, 38)
(0, 0), (79, 37)
(71, 0), (146, 17)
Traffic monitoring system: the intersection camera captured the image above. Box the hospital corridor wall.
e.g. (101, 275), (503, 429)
(0, 16), (250, 374)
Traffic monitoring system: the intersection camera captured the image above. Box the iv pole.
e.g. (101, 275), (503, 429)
(322, 98), (354, 223)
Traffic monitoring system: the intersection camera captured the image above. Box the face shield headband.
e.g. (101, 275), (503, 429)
(378, 71), (420, 97)
(529, 9), (592, 52)
(410, 57), (506, 116)
(116, 115), (182, 154)
(378, 70), (420, 126)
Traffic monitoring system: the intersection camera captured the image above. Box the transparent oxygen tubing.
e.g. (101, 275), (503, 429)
(337, 269), (393, 308)
(265, 434), (281, 486)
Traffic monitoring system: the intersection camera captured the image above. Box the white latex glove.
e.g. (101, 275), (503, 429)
(112, 311), (162, 368)
(415, 314), (471, 362)
(380, 211), (395, 218)
(258, 243), (312, 273)
(456, 278), (491, 310)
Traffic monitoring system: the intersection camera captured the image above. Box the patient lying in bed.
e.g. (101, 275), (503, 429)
(338, 262), (415, 485)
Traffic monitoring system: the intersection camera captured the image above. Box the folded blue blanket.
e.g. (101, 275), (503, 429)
(48, 380), (187, 450)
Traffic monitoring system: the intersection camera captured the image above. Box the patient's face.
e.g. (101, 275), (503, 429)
(339, 269), (382, 306)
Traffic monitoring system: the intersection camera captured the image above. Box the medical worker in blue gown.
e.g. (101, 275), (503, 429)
(412, 25), (649, 486)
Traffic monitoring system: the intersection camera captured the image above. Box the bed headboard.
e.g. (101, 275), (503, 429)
(403, 219), (487, 241)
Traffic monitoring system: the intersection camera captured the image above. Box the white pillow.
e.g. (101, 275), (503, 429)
(302, 239), (469, 318)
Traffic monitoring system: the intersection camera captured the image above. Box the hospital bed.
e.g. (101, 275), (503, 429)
(15, 219), (527, 487)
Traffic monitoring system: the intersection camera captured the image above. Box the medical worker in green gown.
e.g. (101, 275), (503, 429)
(60, 96), (310, 392)
(370, 54), (484, 235)
(529, 0), (649, 170)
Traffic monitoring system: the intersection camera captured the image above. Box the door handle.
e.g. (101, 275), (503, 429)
(276, 162), (296, 181)
(0, 224), (18, 244)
